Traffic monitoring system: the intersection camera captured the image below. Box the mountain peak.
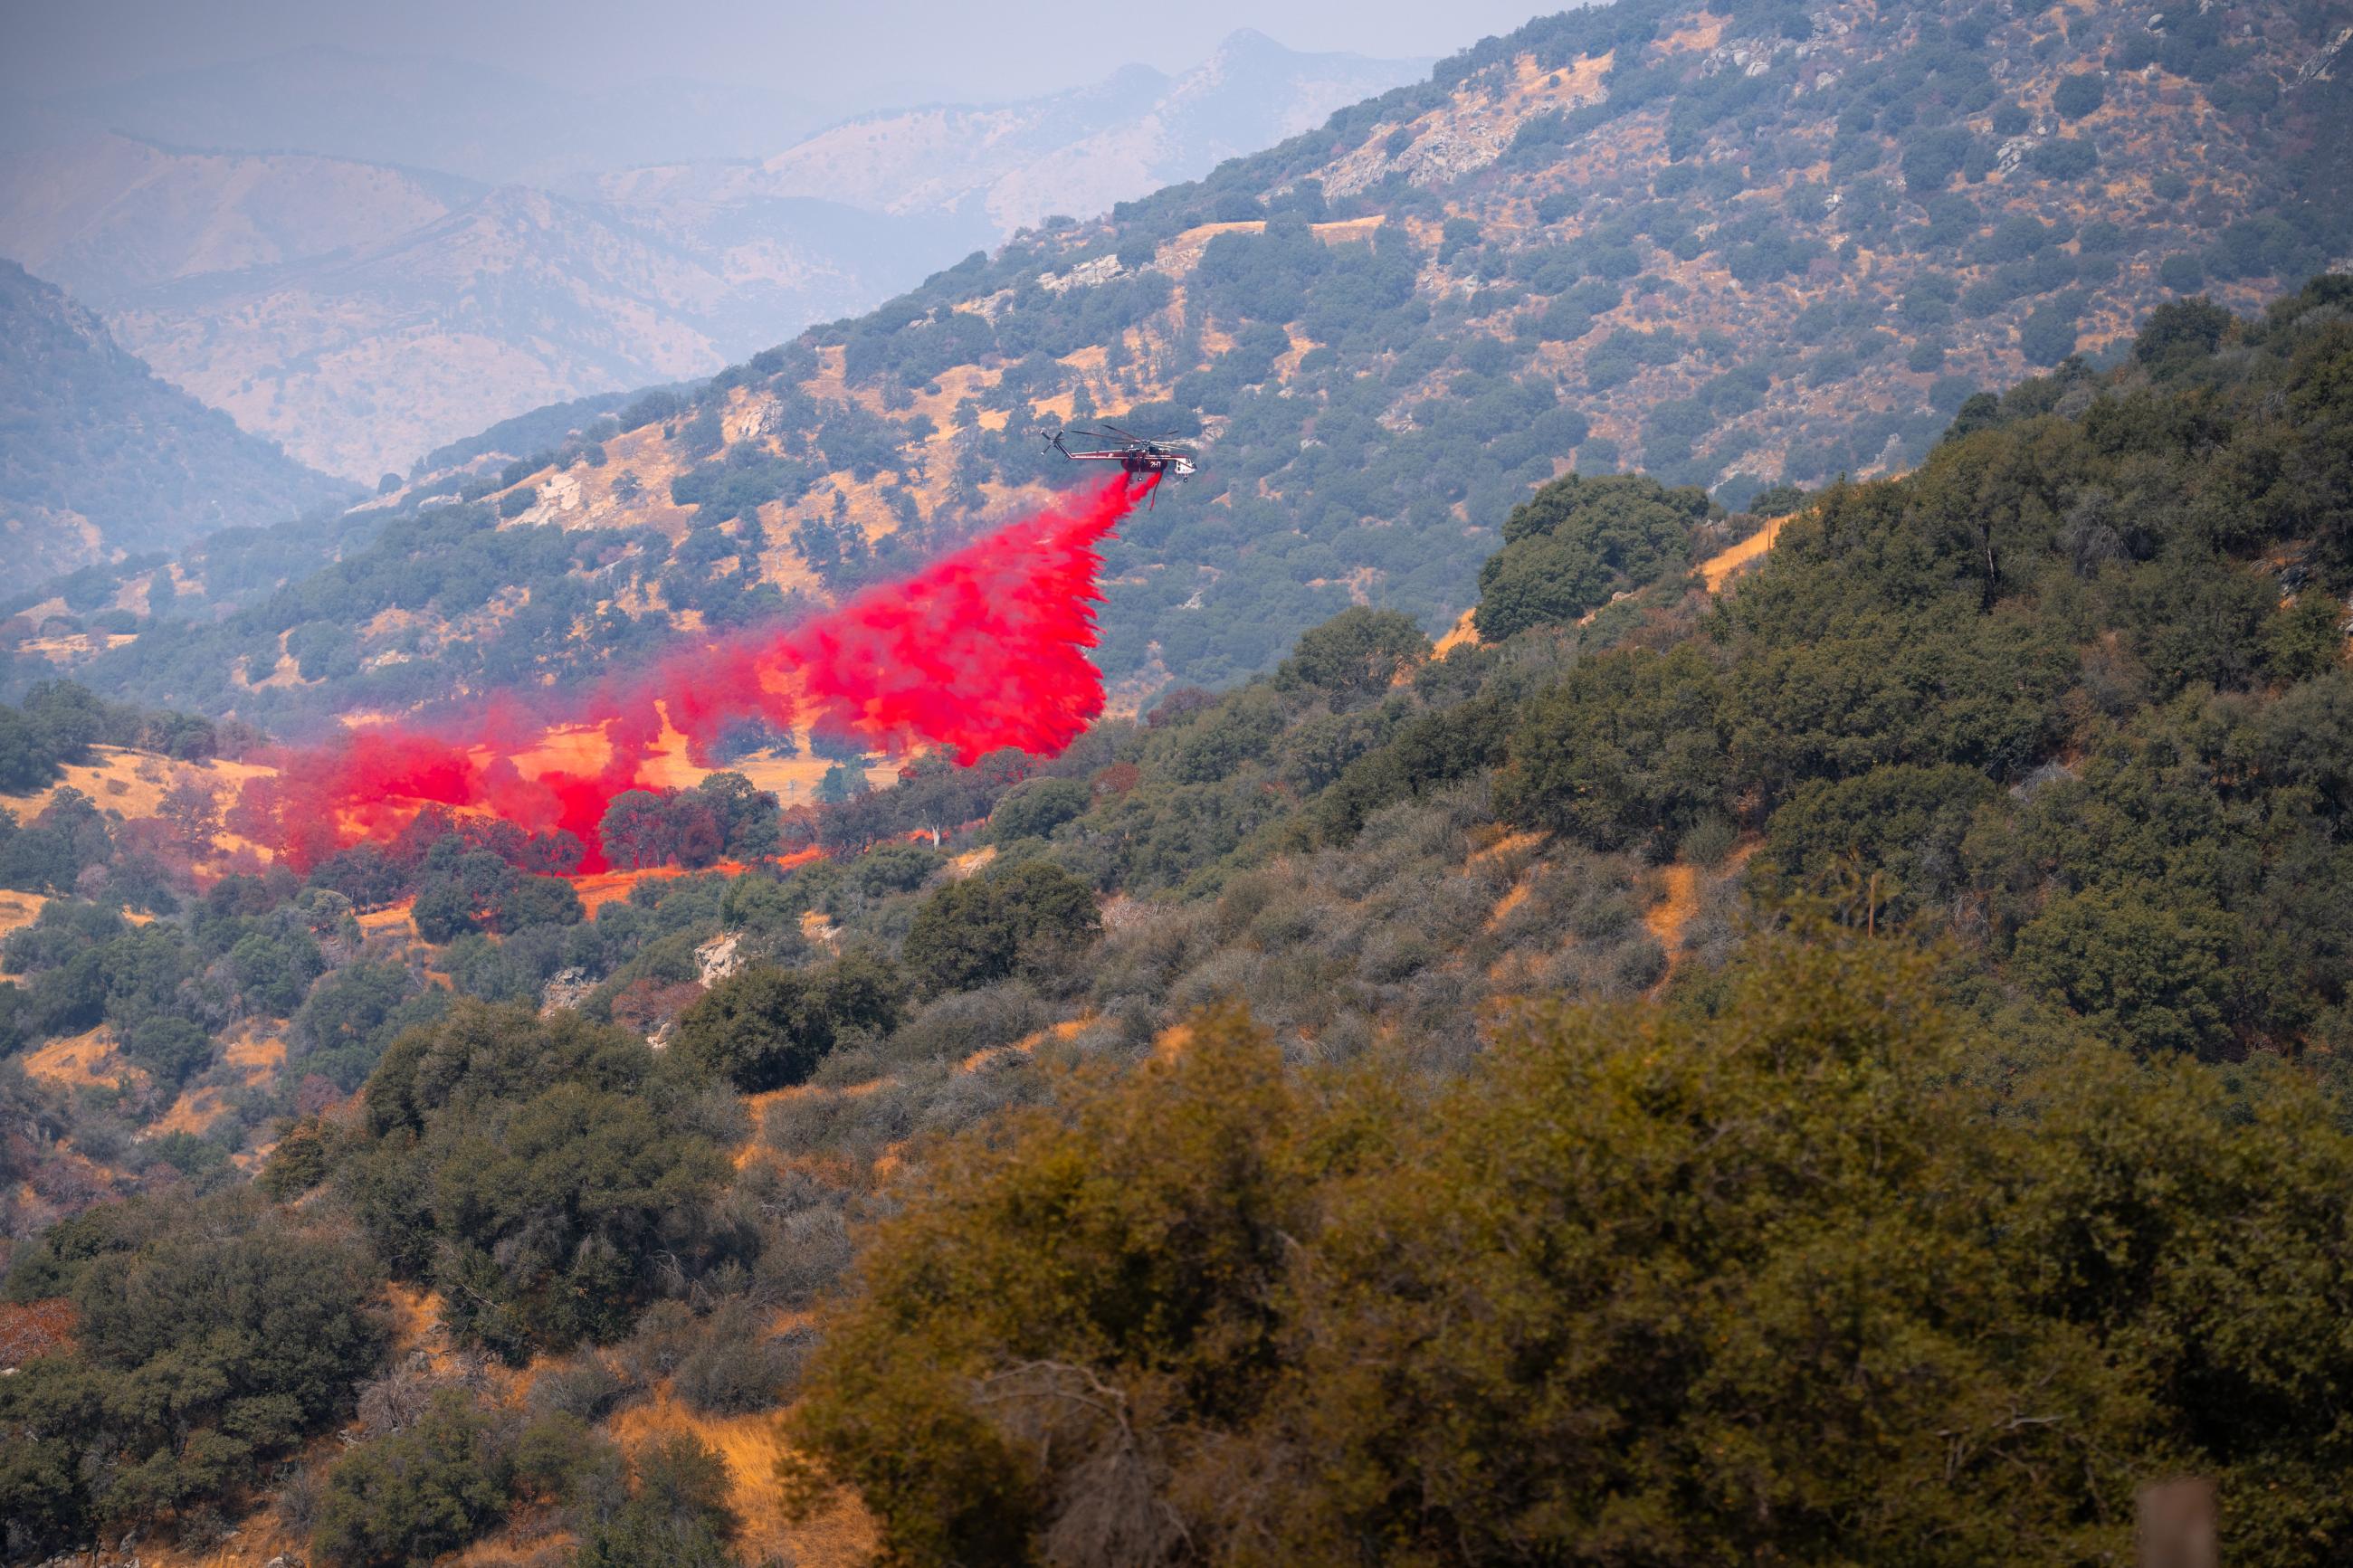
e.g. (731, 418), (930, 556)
(1209, 27), (1294, 61)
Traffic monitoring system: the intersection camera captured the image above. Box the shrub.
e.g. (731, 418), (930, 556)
(990, 777), (1091, 842)
(2027, 137), (2099, 180)
(902, 861), (1102, 996)
(2019, 295), (2083, 366)
(1473, 471), (1708, 641)
(2014, 883), (2235, 1055)
(121, 1013), (212, 1086)
(669, 952), (905, 1091)
(1273, 608), (1432, 706)
(2053, 72), (2106, 119)
(311, 1390), (512, 1567)
(345, 1003), (732, 1357)
(672, 1300), (810, 1414)
(0, 1193), (386, 1554)
(2158, 253), (2207, 294)
(2135, 296), (2232, 368)
(1498, 644), (1729, 855)
(574, 1435), (738, 1568)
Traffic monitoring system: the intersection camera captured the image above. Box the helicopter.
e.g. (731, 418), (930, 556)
(1042, 423), (1198, 505)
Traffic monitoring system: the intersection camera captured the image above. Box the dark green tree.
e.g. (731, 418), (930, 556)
(311, 1390), (513, 1568)
(901, 860), (1102, 995)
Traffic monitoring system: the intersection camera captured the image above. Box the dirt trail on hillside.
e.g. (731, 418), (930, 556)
(1643, 865), (1701, 994)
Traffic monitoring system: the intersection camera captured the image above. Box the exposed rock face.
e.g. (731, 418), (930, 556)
(696, 930), (748, 985)
(539, 966), (595, 1016)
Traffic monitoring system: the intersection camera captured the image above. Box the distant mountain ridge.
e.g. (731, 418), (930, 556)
(0, 131), (475, 304)
(609, 30), (1434, 235)
(0, 33), (1427, 482)
(43, 45), (843, 187)
(97, 182), (927, 482)
(0, 260), (356, 578)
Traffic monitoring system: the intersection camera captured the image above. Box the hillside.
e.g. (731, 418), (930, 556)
(1, 275), (2348, 1567)
(0, 261), (358, 579)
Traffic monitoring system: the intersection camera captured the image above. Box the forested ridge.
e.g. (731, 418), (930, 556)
(1, 273), (2348, 1563)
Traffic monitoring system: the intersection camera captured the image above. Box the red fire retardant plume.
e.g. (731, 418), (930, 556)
(235, 476), (1149, 873)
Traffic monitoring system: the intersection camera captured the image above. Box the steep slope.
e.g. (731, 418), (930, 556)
(3, 280), (2349, 1568)
(0, 261), (357, 578)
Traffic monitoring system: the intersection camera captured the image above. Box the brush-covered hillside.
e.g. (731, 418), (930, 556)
(491, 0), (2352, 693)
(11, 0), (2348, 721)
(3, 275), (2349, 1567)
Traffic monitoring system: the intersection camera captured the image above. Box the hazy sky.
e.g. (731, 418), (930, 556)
(9, 0), (1562, 103)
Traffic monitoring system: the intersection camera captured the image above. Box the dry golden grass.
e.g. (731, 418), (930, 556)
(1643, 842), (1761, 990)
(1153, 219), (1267, 275)
(1658, 14), (1726, 52)
(608, 1389), (879, 1567)
(224, 1025), (286, 1088)
(1488, 878), (1536, 930)
(357, 898), (419, 938)
(113, 1514), (312, 1568)
(492, 413), (700, 544)
(23, 1025), (141, 1091)
(380, 1282), (478, 1381)
(1434, 606), (1481, 657)
(1468, 828), (1548, 867)
(0, 744), (275, 825)
(19, 632), (139, 664)
(959, 1012), (1095, 1074)
(946, 843), (996, 879)
(798, 908), (842, 952)
(1310, 214), (1386, 244)
(149, 1085), (231, 1137)
(1643, 863), (1701, 988)
(1699, 512), (1792, 592)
